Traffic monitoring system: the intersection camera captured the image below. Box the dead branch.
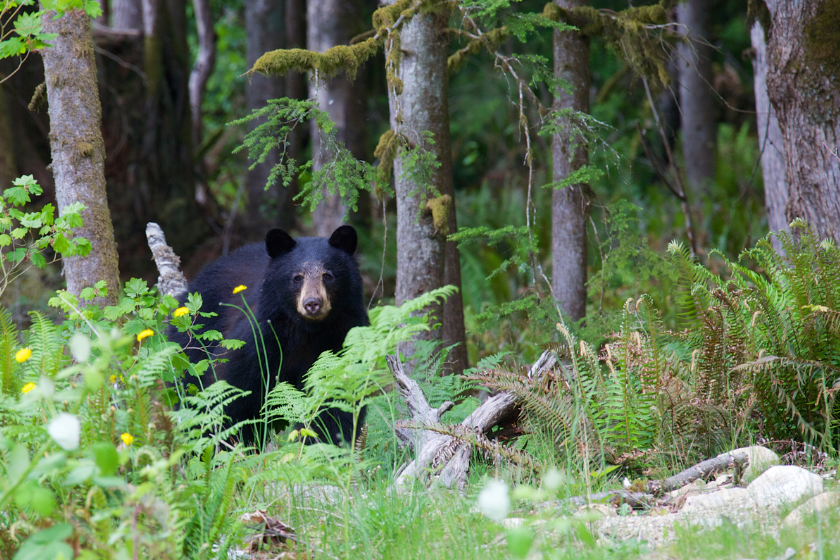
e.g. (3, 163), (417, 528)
(646, 451), (748, 495)
(390, 350), (558, 491)
(145, 222), (188, 298)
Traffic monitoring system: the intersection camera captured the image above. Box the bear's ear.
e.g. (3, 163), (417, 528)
(266, 229), (296, 258)
(328, 225), (357, 255)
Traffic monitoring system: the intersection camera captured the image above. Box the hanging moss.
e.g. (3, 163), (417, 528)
(542, 1), (671, 87)
(424, 194), (452, 234)
(28, 82), (47, 112)
(805, 0), (840, 79)
(373, 129), (407, 195)
(447, 27), (509, 74)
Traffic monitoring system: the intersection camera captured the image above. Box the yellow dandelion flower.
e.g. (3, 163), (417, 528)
(173, 306), (189, 318)
(109, 374), (118, 384)
(136, 329), (154, 342)
(15, 348), (32, 363)
(21, 382), (36, 394)
(232, 285), (247, 294)
(120, 433), (134, 445)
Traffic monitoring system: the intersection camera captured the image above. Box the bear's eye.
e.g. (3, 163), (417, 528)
(293, 274), (304, 283)
(323, 272), (334, 282)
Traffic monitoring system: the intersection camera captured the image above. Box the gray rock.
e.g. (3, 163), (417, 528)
(746, 465), (823, 510)
(680, 487), (750, 515)
(717, 445), (779, 484)
(782, 491), (840, 528)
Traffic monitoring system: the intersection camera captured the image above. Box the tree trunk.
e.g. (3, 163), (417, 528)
(389, 3), (464, 365)
(750, 20), (788, 248)
(189, 0), (216, 149)
(307, 0), (364, 237)
(113, 0), (143, 29)
(765, 0), (840, 243)
(244, 0), (291, 234)
(285, 0), (306, 223)
(40, 8), (120, 305)
(677, 0), (716, 193)
(0, 86), (16, 189)
(551, 0), (590, 322)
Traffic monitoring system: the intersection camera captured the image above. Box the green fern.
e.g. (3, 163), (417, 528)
(0, 307), (19, 396)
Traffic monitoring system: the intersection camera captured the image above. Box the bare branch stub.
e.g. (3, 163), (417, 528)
(145, 222), (188, 298)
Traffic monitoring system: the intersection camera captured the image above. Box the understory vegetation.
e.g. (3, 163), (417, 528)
(0, 212), (837, 558)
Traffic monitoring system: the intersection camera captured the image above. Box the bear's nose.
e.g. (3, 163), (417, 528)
(304, 297), (322, 315)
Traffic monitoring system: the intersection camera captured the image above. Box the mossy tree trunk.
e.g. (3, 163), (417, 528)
(551, 0), (590, 322)
(40, 8), (120, 305)
(244, 0), (292, 234)
(389, 2), (467, 375)
(308, 0), (365, 237)
(677, 0), (717, 194)
(765, 0), (840, 243)
(750, 19), (788, 249)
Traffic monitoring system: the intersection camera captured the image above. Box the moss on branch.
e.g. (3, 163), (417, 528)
(543, 1), (673, 86)
(249, 0), (416, 80)
(447, 27), (509, 74)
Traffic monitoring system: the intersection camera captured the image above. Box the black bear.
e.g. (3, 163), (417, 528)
(168, 225), (369, 446)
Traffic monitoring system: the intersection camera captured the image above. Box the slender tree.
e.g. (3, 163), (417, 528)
(189, 0), (216, 149)
(0, 86), (15, 188)
(551, 0), (590, 321)
(750, 19), (787, 247)
(388, 1), (467, 374)
(677, 0), (716, 193)
(113, 0), (143, 29)
(765, 0), (840, 243)
(40, 7), (120, 305)
(244, 0), (291, 233)
(308, 0), (365, 237)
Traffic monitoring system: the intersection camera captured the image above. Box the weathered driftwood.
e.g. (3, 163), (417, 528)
(145, 222), (188, 298)
(545, 451), (750, 512)
(390, 350), (558, 491)
(646, 451), (748, 496)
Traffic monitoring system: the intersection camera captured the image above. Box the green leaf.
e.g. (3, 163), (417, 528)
(79, 287), (95, 300)
(13, 523), (74, 560)
(0, 234), (11, 247)
(0, 38), (26, 59)
(52, 233), (69, 253)
(30, 251), (47, 268)
(11, 227), (27, 240)
(84, 1), (103, 19)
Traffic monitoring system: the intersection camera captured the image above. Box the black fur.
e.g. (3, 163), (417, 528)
(168, 226), (369, 446)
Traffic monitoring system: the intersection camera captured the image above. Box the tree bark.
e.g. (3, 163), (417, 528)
(189, 0), (216, 149)
(0, 85), (16, 189)
(244, 0), (291, 234)
(750, 20), (788, 248)
(113, 0), (143, 30)
(765, 0), (840, 243)
(285, 0), (306, 221)
(389, 2), (466, 373)
(40, 8), (120, 305)
(551, 0), (590, 321)
(307, 0), (363, 237)
(677, 0), (717, 193)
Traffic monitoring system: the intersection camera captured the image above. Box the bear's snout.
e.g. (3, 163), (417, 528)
(303, 297), (323, 315)
(295, 263), (332, 321)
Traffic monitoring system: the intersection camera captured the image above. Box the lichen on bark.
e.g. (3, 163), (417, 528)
(804, 0), (840, 80)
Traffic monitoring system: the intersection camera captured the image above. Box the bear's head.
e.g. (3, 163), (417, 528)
(263, 225), (362, 323)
